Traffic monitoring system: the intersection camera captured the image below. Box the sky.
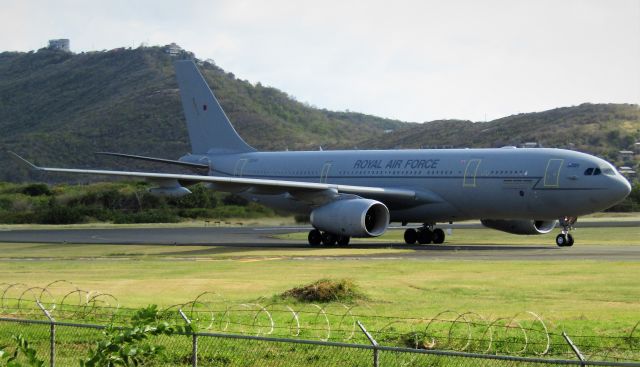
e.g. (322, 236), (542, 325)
(1, 0), (639, 122)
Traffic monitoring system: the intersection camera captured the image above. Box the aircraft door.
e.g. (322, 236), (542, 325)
(543, 159), (564, 187)
(234, 159), (248, 177)
(463, 159), (482, 187)
(320, 162), (332, 183)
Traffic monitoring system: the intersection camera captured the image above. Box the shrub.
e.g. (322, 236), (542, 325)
(281, 279), (366, 303)
(21, 183), (51, 197)
(0, 197), (11, 210)
(37, 203), (85, 224)
(177, 208), (215, 219)
(222, 194), (248, 206)
(113, 209), (179, 224)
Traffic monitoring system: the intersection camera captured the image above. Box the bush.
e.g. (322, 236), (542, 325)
(177, 208), (215, 219)
(0, 181), (280, 224)
(222, 194), (248, 206)
(0, 197), (11, 210)
(37, 201), (85, 224)
(113, 209), (179, 224)
(139, 192), (166, 209)
(21, 183), (51, 196)
(0, 211), (37, 224)
(281, 279), (366, 303)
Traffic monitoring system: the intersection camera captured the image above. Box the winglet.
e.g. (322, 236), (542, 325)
(7, 151), (41, 170)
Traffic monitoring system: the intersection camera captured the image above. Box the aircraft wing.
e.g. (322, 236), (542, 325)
(11, 153), (440, 206)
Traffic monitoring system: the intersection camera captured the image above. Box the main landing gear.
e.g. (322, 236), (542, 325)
(555, 216), (577, 247)
(404, 225), (445, 245)
(308, 229), (350, 246)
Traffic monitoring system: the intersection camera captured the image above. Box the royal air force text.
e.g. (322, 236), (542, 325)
(352, 159), (439, 170)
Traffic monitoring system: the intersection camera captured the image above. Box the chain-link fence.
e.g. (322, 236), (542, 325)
(2, 282), (639, 366)
(2, 315), (639, 367)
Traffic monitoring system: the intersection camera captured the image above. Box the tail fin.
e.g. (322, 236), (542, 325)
(174, 60), (256, 154)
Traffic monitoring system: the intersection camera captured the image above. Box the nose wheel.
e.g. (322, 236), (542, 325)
(556, 233), (574, 247)
(556, 216), (577, 247)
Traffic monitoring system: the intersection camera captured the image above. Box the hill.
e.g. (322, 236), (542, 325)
(0, 45), (638, 183)
(0, 46), (408, 182)
(362, 103), (640, 163)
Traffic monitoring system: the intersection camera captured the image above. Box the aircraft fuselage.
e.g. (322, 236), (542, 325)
(188, 147), (631, 223)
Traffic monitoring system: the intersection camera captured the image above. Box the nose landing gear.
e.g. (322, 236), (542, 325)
(556, 217), (577, 247)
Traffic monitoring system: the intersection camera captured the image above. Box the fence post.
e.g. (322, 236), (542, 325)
(179, 309), (197, 367)
(36, 301), (55, 367)
(562, 332), (585, 367)
(357, 321), (378, 367)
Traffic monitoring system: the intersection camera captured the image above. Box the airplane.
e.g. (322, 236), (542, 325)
(11, 60), (632, 247)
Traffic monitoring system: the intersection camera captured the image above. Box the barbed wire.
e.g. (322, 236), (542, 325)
(0, 280), (638, 361)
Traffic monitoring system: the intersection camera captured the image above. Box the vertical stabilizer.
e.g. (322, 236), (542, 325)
(174, 60), (256, 154)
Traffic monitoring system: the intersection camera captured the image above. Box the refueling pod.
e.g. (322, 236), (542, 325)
(147, 179), (192, 197)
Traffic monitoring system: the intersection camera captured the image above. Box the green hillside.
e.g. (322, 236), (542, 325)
(0, 46), (408, 182)
(1, 45), (638, 183)
(362, 104), (640, 165)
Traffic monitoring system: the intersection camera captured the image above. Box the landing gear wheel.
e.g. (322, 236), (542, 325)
(417, 230), (433, 245)
(557, 216), (577, 247)
(308, 229), (322, 246)
(432, 228), (445, 244)
(337, 236), (350, 246)
(565, 233), (574, 247)
(556, 234), (567, 247)
(404, 229), (417, 245)
(321, 232), (337, 246)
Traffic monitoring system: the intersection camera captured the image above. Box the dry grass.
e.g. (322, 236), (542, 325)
(281, 278), (367, 303)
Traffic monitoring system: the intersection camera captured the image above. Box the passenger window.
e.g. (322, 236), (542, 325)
(593, 168), (601, 175)
(584, 168), (594, 175)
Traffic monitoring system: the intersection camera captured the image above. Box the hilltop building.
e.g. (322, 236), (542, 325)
(164, 43), (183, 56)
(619, 150), (635, 164)
(48, 39), (70, 52)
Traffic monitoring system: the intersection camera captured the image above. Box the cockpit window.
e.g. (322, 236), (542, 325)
(602, 168), (615, 176)
(584, 168), (594, 175)
(593, 168), (601, 175)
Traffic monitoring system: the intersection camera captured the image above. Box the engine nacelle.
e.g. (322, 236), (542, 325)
(310, 199), (390, 237)
(480, 219), (557, 235)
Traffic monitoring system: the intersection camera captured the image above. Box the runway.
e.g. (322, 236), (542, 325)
(0, 225), (638, 260)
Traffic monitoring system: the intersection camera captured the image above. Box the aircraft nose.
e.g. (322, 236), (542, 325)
(612, 175), (632, 201)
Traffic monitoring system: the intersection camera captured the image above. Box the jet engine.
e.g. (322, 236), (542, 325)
(480, 219), (557, 235)
(310, 199), (390, 237)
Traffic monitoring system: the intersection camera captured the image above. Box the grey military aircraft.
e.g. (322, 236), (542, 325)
(12, 60), (632, 247)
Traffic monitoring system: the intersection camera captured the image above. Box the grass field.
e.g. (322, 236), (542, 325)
(0, 224), (639, 362)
